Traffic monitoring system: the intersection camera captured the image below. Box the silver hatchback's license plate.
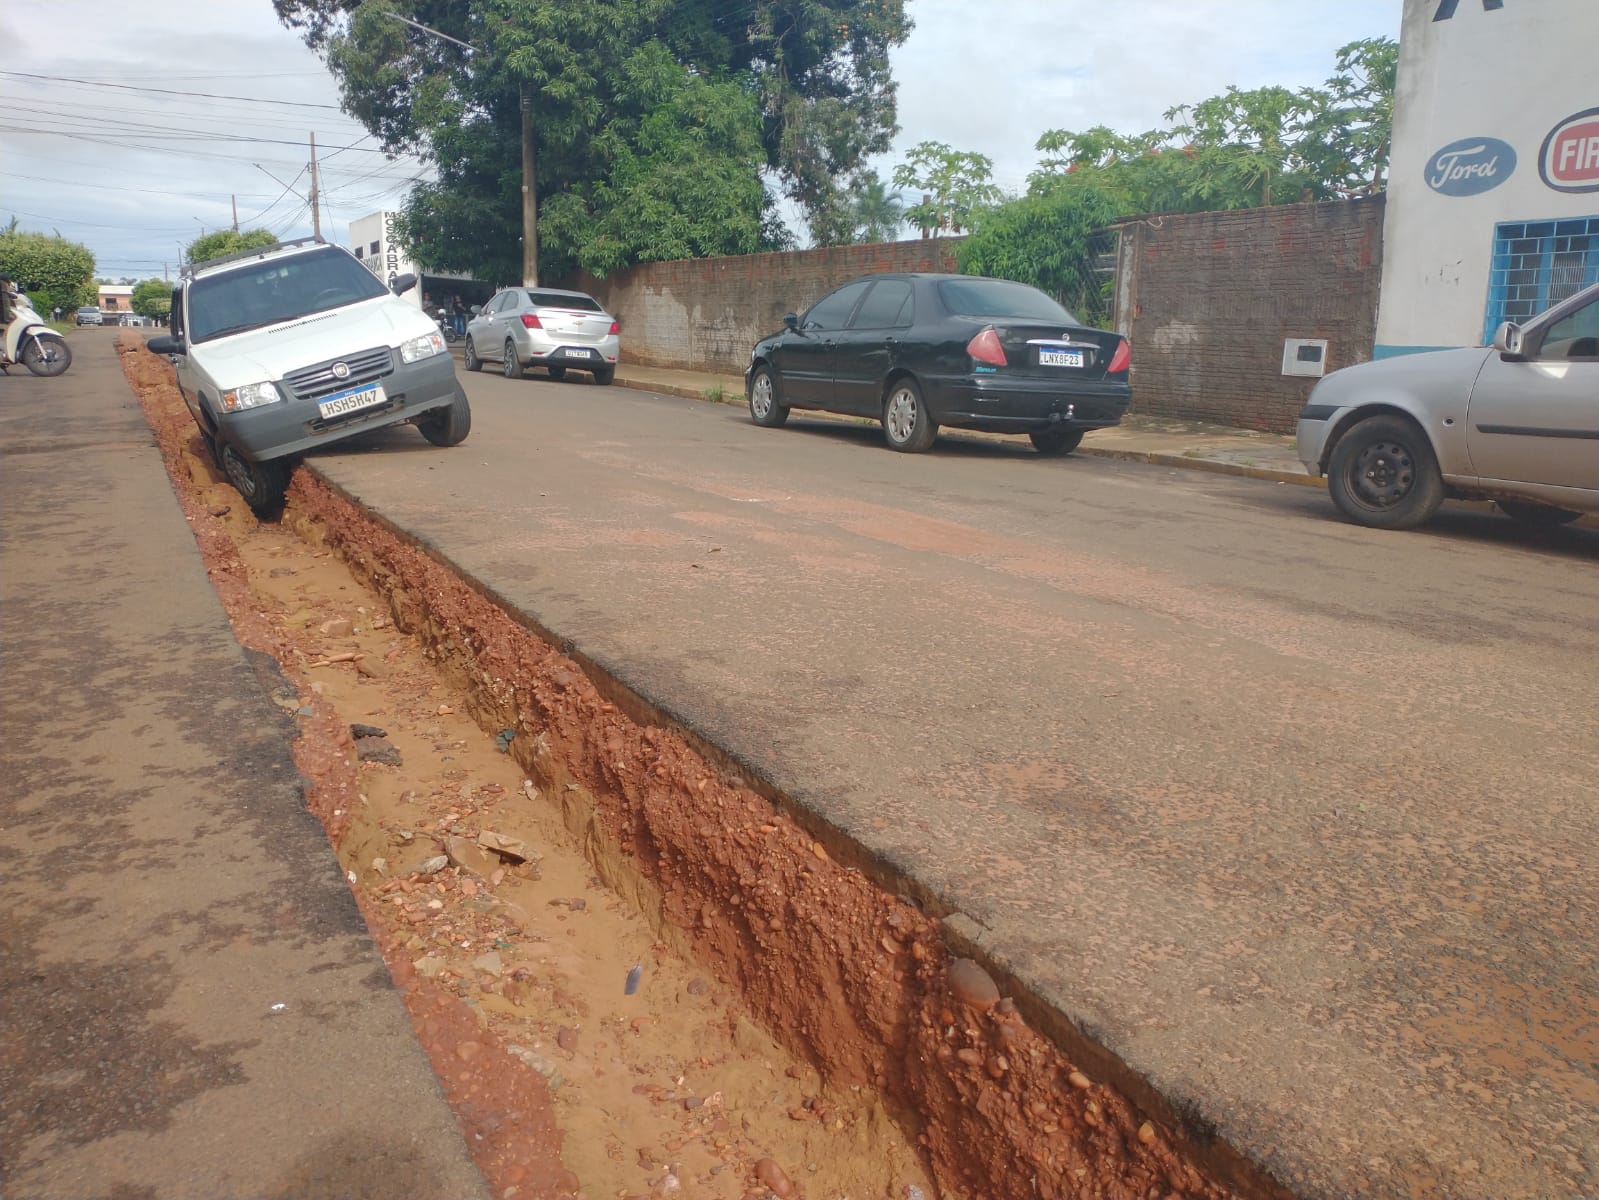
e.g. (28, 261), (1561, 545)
(1039, 347), (1085, 368)
(317, 383), (386, 420)
(562, 347), (594, 358)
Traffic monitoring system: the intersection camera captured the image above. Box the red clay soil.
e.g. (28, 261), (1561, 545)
(119, 335), (1247, 1200)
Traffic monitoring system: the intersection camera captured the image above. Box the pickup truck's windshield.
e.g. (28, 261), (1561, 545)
(187, 246), (389, 343)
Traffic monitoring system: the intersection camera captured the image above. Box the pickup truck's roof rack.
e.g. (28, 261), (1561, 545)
(181, 235), (327, 280)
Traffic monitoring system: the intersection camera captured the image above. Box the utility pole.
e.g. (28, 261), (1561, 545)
(231, 194), (239, 233)
(308, 132), (323, 241)
(521, 82), (538, 286)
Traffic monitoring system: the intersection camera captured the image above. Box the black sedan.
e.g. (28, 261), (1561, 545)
(744, 273), (1131, 454)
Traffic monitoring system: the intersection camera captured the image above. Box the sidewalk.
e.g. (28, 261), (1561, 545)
(0, 338), (489, 1200)
(604, 361), (1318, 486)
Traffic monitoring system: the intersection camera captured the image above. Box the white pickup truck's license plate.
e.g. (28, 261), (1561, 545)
(562, 347), (594, 358)
(317, 383), (386, 420)
(1039, 347), (1085, 368)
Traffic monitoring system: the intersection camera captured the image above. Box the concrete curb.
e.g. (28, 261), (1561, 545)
(609, 372), (1322, 489)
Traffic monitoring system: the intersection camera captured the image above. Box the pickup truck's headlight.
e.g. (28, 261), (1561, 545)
(400, 331), (446, 364)
(221, 381), (282, 412)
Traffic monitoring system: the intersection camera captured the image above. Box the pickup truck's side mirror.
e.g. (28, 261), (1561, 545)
(390, 272), (418, 296)
(146, 334), (182, 356)
(783, 312), (800, 333)
(1492, 320), (1524, 358)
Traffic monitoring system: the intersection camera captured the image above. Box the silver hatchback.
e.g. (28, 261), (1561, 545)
(464, 287), (619, 384)
(1297, 281), (1598, 530)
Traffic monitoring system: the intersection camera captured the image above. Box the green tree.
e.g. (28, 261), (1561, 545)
(0, 224), (96, 316)
(274, 0), (912, 278)
(131, 278), (173, 321)
(186, 228), (278, 265)
(848, 171), (906, 243)
(956, 187), (1126, 325)
(1027, 37), (1398, 214)
(892, 141), (1002, 236)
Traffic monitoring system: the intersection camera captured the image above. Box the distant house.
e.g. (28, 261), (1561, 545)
(97, 284), (135, 313)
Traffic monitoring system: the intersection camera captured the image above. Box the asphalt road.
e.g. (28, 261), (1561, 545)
(307, 367), (1599, 1200)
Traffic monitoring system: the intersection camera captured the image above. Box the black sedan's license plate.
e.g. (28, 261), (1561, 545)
(1038, 346), (1085, 368)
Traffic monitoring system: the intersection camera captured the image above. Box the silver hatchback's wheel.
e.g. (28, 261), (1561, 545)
(463, 337), (481, 372)
(1326, 414), (1445, 530)
(503, 340), (524, 379)
(883, 378), (936, 452)
(748, 366), (788, 427)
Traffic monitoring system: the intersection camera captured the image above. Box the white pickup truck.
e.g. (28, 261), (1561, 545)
(147, 238), (471, 513)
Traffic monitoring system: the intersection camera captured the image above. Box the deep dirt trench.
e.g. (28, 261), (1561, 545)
(119, 336), (1253, 1200)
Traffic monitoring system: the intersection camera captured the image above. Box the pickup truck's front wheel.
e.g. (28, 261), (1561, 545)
(419, 386), (472, 447)
(220, 444), (287, 516)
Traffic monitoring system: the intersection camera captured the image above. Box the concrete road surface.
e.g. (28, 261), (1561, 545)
(0, 335), (488, 1200)
(307, 369), (1598, 1200)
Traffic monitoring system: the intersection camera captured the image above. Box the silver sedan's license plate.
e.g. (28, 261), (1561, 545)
(317, 383), (386, 420)
(1039, 347), (1085, 368)
(562, 347), (594, 358)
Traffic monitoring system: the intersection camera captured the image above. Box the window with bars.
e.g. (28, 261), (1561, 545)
(1484, 216), (1599, 342)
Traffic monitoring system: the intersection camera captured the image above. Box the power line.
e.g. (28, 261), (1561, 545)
(0, 169), (276, 200)
(0, 69), (344, 110)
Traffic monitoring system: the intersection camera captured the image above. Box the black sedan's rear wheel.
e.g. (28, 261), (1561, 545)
(748, 366), (788, 427)
(1498, 500), (1582, 526)
(883, 378), (936, 452)
(1326, 414), (1445, 530)
(1030, 428), (1085, 456)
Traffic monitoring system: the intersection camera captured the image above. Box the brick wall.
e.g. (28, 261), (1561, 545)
(1114, 198), (1384, 433)
(570, 239), (959, 374)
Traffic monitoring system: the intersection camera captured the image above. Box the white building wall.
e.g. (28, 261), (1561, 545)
(1375, 0), (1599, 355)
(348, 211), (423, 310)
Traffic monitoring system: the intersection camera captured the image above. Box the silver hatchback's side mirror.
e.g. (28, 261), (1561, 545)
(1492, 320), (1524, 358)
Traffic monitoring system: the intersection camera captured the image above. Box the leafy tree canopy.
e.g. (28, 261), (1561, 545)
(1027, 37), (1398, 213)
(956, 186), (1125, 323)
(186, 228), (278, 265)
(274, 0), (912, 280)
(0, 225), (97, 315)
(893, 141), (1002, 236)
(131, 278), (173, 320)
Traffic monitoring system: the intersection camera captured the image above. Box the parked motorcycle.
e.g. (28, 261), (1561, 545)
(0, 285), (72, 377)
(434, 306), (460, 344)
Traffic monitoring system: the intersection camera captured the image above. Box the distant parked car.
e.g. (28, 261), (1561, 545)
(1297, 281), (1599, 529)
(464, 287), (619, 384)
(75, 307), (103, 326)
(744, 273), (1131, 454)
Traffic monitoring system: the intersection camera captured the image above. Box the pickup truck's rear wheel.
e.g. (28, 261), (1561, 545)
(1326, 415), (1445, 530)
(220, 444), (287, 516)
(1498, 500), (1582, 526)
(419, 386), (472, 447)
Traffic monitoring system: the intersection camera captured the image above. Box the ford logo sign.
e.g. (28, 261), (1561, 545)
(1425, 137), (1516, 196)
(1539, 108), (1599, 194)
(331, 362), (350, 379)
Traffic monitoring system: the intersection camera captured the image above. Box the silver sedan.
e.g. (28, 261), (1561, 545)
(1298, 281), (1599, 529)
(464, 287), (620, 384)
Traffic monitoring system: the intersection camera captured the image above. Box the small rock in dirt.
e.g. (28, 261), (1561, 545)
(478, 830), (533, 863)
(472, 951), (504, 976)
(683, 1096), (704, 1111)
(1068, 1070), (1093, 1090)
(568, 898), (586, 912)
(1138, 1121), (1157, 1145)
(445, 836), (496, 877)
(948, 958), (1001, 1012)
(507, 1045), (563, 1089)
(625, 964), (642, 995)
(413, 854), (448, 876)
(437, 704), (455, 716)
(354, 737), (402, 766)
(686, 977), (708, 996)
(350, 723), (388, 739)
(456, 1040), (482, 1062)
(268, 566), (293, 577)
(208, 504), (231, 518)
(319, 617), (354, 637)
(413, 955), (448, 978)
(753, 1158), (796, 1198)
(955, 1048), (983, 1068)
(356, 657), (387, 680)
(556, 1026), (579, 1052)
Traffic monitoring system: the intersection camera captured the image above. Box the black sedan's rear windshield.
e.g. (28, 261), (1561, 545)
(526, 291), (602, 311)
(938, 278), (1077, 324)
(188, 247), (388, 343)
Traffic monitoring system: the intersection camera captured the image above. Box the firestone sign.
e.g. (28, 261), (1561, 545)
(1425, 137), (1516, 195)
(1540, 108), (1599, 193)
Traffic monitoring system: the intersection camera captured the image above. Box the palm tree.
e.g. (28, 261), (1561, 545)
(850, 173), (906, 244)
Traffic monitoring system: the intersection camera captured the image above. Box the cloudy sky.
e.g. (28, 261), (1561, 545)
(1, 0), (1399, 279)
